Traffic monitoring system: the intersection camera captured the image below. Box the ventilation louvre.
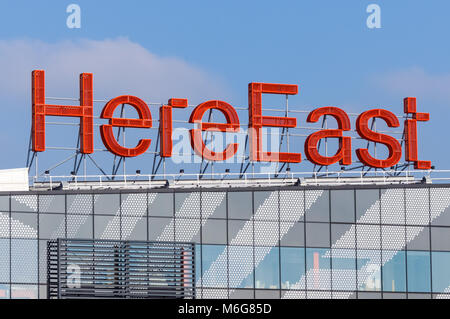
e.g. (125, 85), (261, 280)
(47, 239), (195, 299)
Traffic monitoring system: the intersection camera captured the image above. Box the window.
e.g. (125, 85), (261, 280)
(306, 248), (331, 290)
(229, 246), (254, 289)
(357, 250), (381, 291)
(0, 284), (9, 299)
(281, 247), (305, 289)
(11, 285), (37, 299)
(11, 239), (37, 283)
(431, 251), (450, 293)
(332, 249), (356, 291)
(407, 251), (431, 293)
(382, 251), (406, 292)
(255, 247), (279, 289)
(201, 245), (227, 288)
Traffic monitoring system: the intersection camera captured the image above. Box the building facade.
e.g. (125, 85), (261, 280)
(1, 182), (450, 299)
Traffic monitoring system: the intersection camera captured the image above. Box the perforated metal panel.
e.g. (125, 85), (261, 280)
(331, 249), (356, 291)
(280, 191), (304, 222)
(67, 194), (93, 215)
(2, 183), (450, 300)
(356, 225), (381, 250)
(381, 189), (404, 225)
(307, 290), (331, 299)
(381, 225), (406, 250)
(406, 189), (429, 225)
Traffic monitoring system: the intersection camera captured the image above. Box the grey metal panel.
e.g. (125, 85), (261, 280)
(408, 293), (431, 299)
(148, 193), (173, 217)
(431, 227), (450, 251)
(305, 190), (329, 222)
(356, 189), (379, 223)
(358, 292), (382, 299)
(39, 195), (65, 214)
(11, 195), (37, 213)
(67, 194), (92, 215)
(407, 226), (430, 251)
(431, 188), (450, 226)
(382, 292), (407, 299)
(305, 223), (330, 248)
(255, 289), (280, 299)
(93, 194), (120, 215)
(228, 192), (252, 220)
(330, 190), (355, 223)
(0, 196), (9, 212)
(202, 219), (227, 245)
(229, 289), (254, 299)
(280, 222), (304, 247)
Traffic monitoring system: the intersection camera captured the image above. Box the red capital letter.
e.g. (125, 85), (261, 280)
(305, 107), (352, 166)
(100, 95), (152, 157)
(159, 98), (188, 157)
(248, 83), (301, 163)
(356, 109), (402, 168)
(189, 100), (240, 161)
(404, 97), (431, 169)
(32, 70), (93, 153)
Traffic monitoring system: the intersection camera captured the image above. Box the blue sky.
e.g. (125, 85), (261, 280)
(0, 1), (449, 177)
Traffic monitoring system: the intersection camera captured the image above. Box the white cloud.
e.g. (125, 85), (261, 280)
(373, 67), (450, 102)
(0, 37), (230, 104)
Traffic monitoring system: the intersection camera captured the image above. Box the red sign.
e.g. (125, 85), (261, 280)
(31, 70), (431, 169)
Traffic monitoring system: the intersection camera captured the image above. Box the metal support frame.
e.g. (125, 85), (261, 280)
(275, 94), (291, 177)
(151, 129), (162, 179)
(239, 135), (250, 178)
(111, 104), (126, 180)
(198, 108), (214, 179)
(312, 114), (328, 175)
